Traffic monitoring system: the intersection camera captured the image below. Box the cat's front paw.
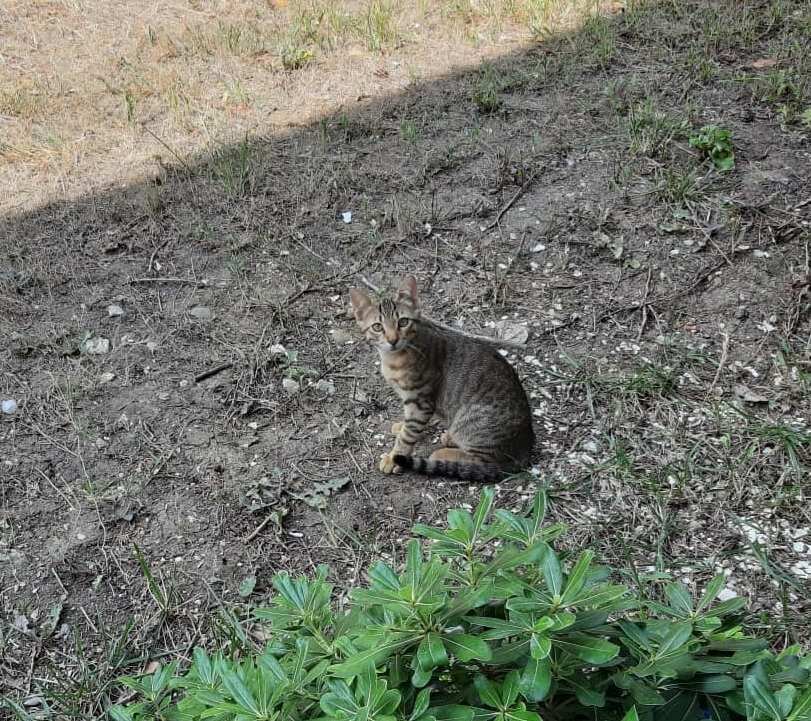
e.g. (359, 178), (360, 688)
(390, 421), (404, 435)
(379, 451), (403, 474)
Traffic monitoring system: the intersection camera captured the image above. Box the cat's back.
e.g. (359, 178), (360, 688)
(433, 323), (532, 414)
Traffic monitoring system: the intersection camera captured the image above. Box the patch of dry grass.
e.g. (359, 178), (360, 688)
(0, 0), (619, 212)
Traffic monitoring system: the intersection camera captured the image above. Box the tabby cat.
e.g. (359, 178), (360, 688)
(349, 276), (534, 480)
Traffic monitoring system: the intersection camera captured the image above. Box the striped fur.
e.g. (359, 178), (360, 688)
(349, 276), (535, 479)
(392, 454), (502, 481)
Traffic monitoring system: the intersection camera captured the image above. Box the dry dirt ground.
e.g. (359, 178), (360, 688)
(2, 0), (811, 716)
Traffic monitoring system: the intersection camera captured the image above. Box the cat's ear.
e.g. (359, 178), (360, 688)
(397, 275), (419, 307)
(349, 288), (372, 322)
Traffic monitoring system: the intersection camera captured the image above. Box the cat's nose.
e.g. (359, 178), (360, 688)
(388, 339), (398, 349)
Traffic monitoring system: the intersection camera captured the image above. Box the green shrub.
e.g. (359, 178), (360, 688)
(109, 489), (810, 721)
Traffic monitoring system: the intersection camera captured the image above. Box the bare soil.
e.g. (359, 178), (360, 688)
(1, 0), (810, 715)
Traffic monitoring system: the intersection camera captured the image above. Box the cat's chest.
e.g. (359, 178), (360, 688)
(380, 354), (422, 395)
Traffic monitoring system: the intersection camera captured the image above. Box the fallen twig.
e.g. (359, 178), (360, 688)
(194, 362), (234, 384)
(245, 514), (274, 543)
(484, 174), (536, 231)
(141, 124), (192, 173)
(130, 277), (208, 287)
(636, 267), (654, 341)
(707, 331), (730, 397)
(148, 238), (170, 273)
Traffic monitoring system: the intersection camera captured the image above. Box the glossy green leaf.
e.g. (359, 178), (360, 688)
(501, 671), (520, 707)
(554, 633), (620, 664)
(529, 634), (551, 660)
(519, 657), (551, 702)
(664, 583), (693, 616)
(430, 705), (477, 721)
(474, 675), (502, 709)
(471, 487), (495, 541)
(787, 684), (811, 720)
(744, 662), (783, 720)
(539, 545), (563, 598)
(412, 665), (433, 689)
(559, 551), (594, 606)
(695, 575), (725, 614)
(411, 688), (432, 721)
(504, 710), (542, 721)
(570, 680), (605, 708)
(221, 668), (260, 716)
(443, 634), (492, 662)
(330, 634), (421, 678)
(777, 684), (798, 718)
(417, 633), (449, 671)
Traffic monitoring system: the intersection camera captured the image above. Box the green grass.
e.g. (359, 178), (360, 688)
(747, 66), (808, 124)
(575, 13), (617, 67)
(210, 137), (255, 198)
(655, 165), (700, 206)
(399, 118), (420, 144)
(626, 99), (689, 158)
(472, 64), (502, 113)
(182, 20), (268, 57)
(362, 0), (399, 51)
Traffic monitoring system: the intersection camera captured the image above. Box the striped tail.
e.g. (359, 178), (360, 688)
(392, 454), (502, 481)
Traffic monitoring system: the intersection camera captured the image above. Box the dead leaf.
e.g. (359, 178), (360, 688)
(733, 383), (769, 403)
(40, 601), (64, 639)
(751, 58), (778, 69)
(289, 477), (350, 509)
(12, 613), (31, 635)
(594, 231), (624, 260)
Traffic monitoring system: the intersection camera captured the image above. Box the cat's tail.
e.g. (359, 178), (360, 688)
(392, 454), (502, 481)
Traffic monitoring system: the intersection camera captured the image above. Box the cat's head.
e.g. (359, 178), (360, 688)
(349, 276), (421, 352)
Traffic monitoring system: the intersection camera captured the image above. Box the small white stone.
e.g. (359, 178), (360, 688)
(282, 378), (300, 395)
(790, 560), (811, 579)
(316, 379), (335, 395)
(84, 337), (110, 354)
(1, 399), (18, 414)
(342, 211), (352, 223)
(107, 304), (125, 317)
(270, 343), (287, 356)
(189, 305), (213, 321)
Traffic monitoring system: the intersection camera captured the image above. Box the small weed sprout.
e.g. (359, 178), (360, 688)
(689, 125), (735, 171)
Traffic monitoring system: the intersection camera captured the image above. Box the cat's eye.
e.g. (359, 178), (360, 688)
(371, 322), (383, 332)
(397, 318), (410, 328)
